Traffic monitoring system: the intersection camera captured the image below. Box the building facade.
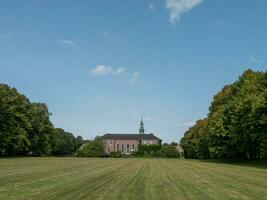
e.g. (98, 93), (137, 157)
(102, 116), (161, 155)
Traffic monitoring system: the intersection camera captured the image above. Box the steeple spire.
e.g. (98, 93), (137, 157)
(139, 114), (145, 134)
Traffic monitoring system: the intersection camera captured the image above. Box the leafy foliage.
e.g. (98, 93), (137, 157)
(77, 137), (105, 157)
(157, 145), (181, 158)
(110, 151), (122, 158)
(181, 70), (267, 160)
(136, 144), (180, 158)
(0, 84), (84, 156)
(136, 145), (162, 157)
(181, 119), (209, 159)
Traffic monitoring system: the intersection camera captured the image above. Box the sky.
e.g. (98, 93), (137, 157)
(0, 0), (266, 143)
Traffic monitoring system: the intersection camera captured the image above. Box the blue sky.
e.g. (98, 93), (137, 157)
(0, 0), (266, 142)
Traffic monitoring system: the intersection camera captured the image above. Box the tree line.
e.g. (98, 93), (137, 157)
(0, 84), (84, 156)
(77, 137), (181, 158)
(180, 69), (267, 160)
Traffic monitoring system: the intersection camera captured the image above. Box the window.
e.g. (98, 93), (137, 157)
(122, 144), (124, 152)
(127, 144), (130, 154)
(132, 144), (135, 151)
(117, 144), (120, 151)
(143, 140), (147, 145)
(110, 140), (113, 145)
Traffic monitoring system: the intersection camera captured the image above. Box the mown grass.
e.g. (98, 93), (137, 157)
(0, 158), (266, 200)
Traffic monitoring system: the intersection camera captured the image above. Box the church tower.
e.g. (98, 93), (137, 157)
(139, 115), (145, 134)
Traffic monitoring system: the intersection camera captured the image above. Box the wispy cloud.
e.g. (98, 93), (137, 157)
(114, 67), (126, 75)
(91, 65), (126, 76)
(209, 20), (223, 29)
(91, 65), (112, 75)
(130, 71), (140, 84)
(59, 40), (77, 47)
(148, 3), (155, 11)
(176, 122), (195, 127)
(249, 54), (261, 64)
(166, 0), (203, 25)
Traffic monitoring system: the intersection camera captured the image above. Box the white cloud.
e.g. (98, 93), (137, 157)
(249, 54), (261, 64)
(91, 65), (125, 76)
(130, 71), (140, 84)
(166, 0), (203, 25)
(176, 122), (195, 127)
(59, 40), (77, 47)
(91, 65), (113, 75)
(148, 3), (155, 11)
(114, 67), (126, 75)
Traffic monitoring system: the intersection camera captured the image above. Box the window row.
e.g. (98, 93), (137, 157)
(116, 144), (135, 153)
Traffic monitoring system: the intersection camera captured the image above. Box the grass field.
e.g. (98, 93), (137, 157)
(0, 158), (267, 200)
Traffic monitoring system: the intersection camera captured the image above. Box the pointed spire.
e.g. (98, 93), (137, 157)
(139, 114), (145, 134)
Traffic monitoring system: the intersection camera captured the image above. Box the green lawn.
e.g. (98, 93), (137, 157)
(0, 158), (267, 200)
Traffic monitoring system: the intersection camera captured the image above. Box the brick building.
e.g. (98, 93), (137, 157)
(102, 116), (161, 155)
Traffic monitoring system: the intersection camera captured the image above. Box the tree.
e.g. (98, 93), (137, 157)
(77, 137), (105, 157)
(0, 84), (32, 155)
(50, 128), (76, 155)
(28, 103), (53, 155)
(136, 144), (162, 157)
(157, 145), (180, 158)
(209, 70), (267, 159)
(181, 69), (267, 160)
(181, 119), (209, 159)
(170, 142), (178, 146)
(0, 83), (80, 156)
(75, 136), (84, 150)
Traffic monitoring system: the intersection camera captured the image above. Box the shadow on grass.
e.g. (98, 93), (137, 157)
(196, 159), (267, 169)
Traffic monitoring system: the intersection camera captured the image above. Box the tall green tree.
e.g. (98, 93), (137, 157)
(0, 83), (82, 156)
(50, 128), (77, 155)
(181, 119), (209, 159)
(28, 103), (53, 155)
(77, 137), (105, 157)
(181, 69), (267, 160)
(0, 84), (32, 155)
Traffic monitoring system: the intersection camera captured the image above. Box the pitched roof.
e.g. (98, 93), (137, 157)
(101, 133), (160, 140)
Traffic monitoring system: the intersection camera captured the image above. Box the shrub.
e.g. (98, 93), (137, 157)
(136, 145), (162, 157)
(157, 145), (180, 158)
(110, 151), (122, 158)
(76, 137), (105, 157)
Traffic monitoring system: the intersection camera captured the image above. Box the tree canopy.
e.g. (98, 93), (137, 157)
(77, 137), (105, 157)
(180, 70), (267, 160)
(0, 84), (84, 156)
